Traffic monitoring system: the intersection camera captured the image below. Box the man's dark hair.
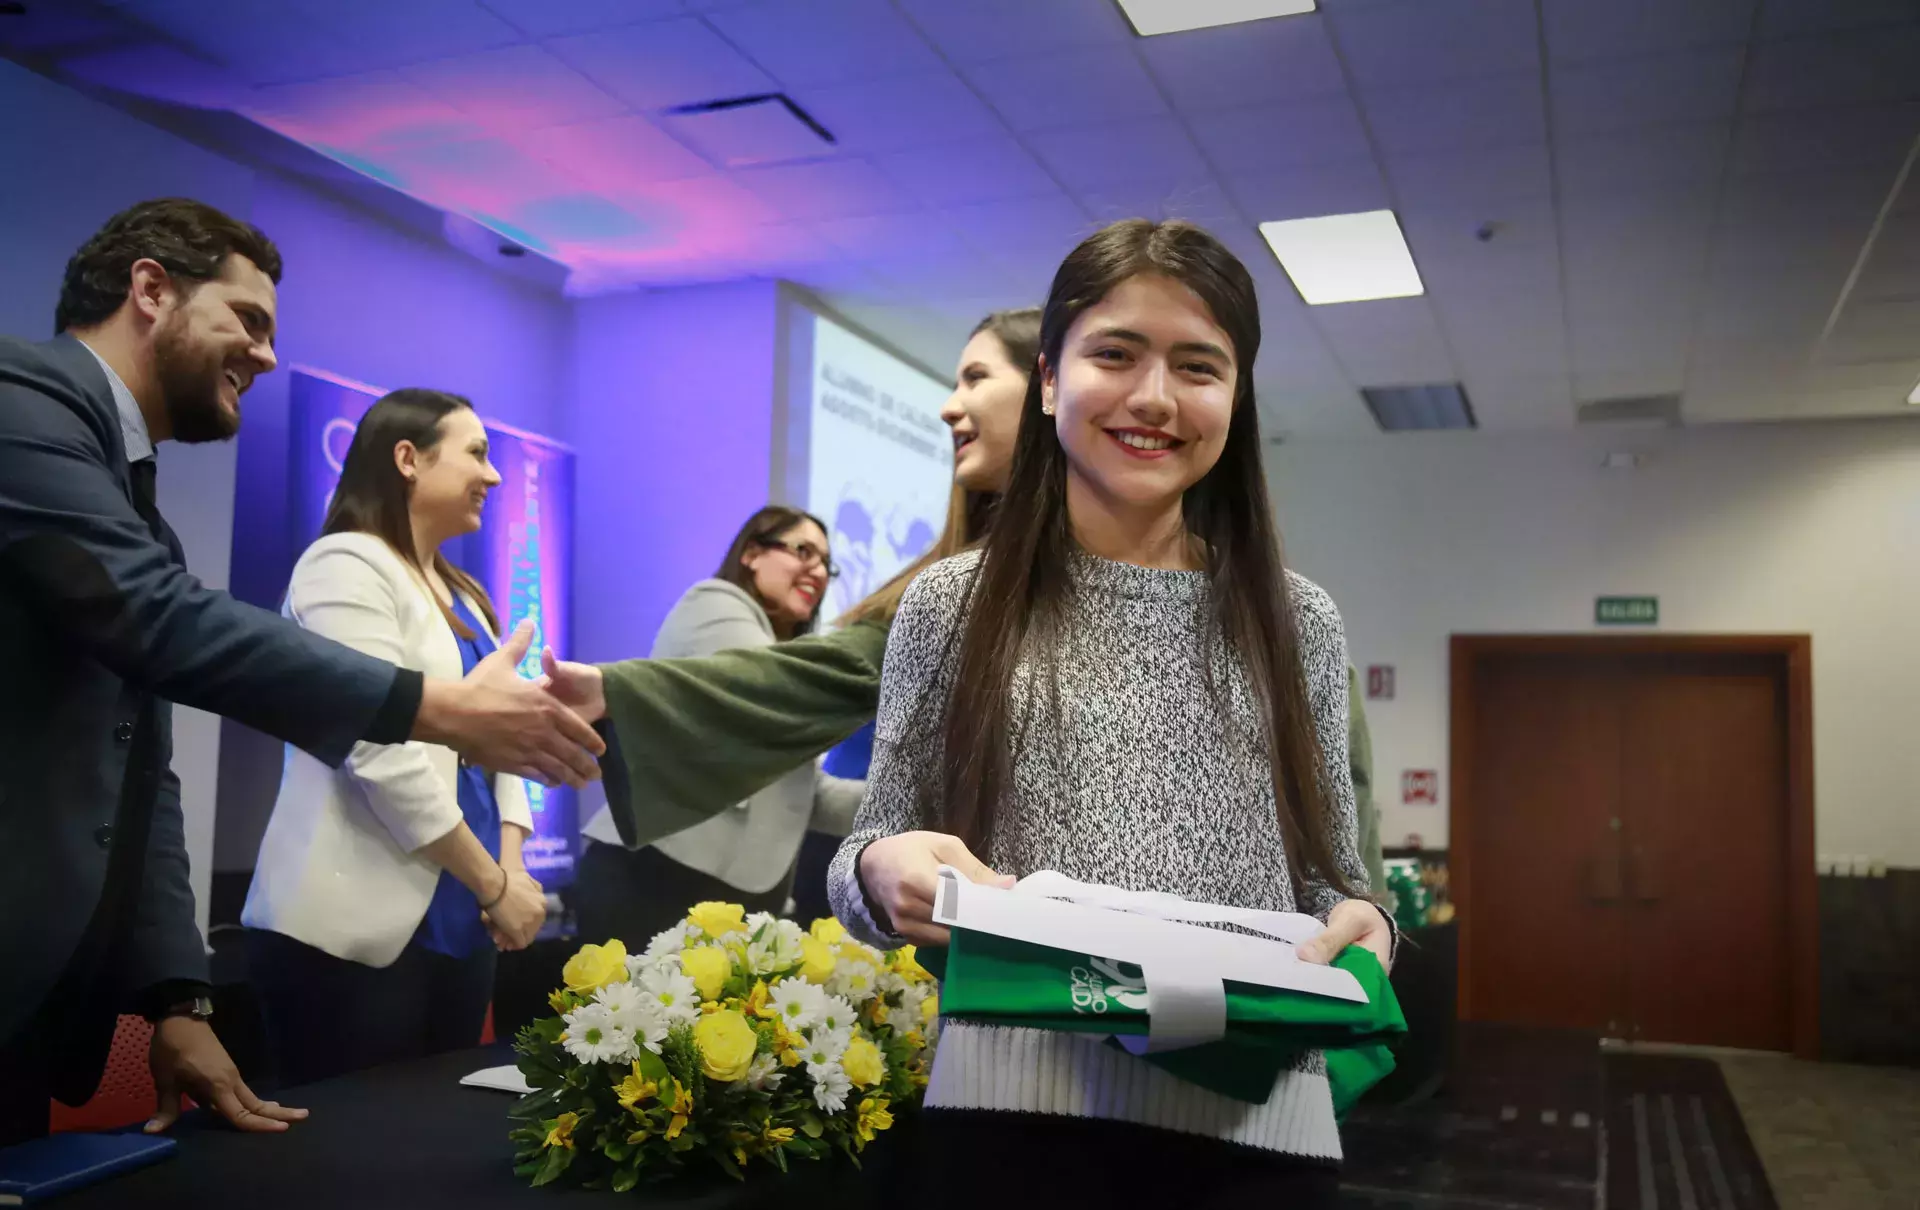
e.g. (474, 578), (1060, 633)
(54, 198), (283, 334)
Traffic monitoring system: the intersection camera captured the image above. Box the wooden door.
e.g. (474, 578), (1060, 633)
(1460, 646), (1795, 1050)
(1464, 655), (1629, 1035)
(1619, 657), (1791, 1050)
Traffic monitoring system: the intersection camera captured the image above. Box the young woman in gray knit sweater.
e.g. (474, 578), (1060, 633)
(828, 219), (1395, 1206)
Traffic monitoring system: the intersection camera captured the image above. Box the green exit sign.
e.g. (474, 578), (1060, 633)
(1596, 596), (1659, 626)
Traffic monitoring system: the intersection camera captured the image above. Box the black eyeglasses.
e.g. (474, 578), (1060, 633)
(757, 537), (838, 580)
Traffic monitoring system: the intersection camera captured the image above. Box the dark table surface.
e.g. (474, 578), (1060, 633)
(60, 1046), (906, 1209)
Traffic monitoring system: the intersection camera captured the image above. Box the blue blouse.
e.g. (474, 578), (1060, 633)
(413, 594), (504, 959)
(822, 720), (875, 780)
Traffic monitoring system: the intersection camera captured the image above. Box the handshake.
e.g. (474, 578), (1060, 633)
(411, 618), (609, 787)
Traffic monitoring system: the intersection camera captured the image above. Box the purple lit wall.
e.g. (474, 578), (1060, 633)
(563, 280), (778, 663)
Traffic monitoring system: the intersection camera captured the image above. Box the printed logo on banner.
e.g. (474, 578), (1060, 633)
(1069, 956), (1150, 1015)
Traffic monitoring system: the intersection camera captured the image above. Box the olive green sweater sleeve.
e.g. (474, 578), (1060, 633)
(594, 618), (890, 850)
(1348, 664), (1384, 895)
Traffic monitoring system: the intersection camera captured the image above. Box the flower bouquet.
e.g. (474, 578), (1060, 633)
(509, 902), (939, 1190)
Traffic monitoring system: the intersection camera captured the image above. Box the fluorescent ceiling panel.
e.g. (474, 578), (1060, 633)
(1909, 377), (1920, 405)
(1259, 209), (1425, 305)
(1115, 0), (1315, 37)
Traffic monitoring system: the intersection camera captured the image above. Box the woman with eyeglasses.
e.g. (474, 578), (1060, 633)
(571, 505), (865, 947)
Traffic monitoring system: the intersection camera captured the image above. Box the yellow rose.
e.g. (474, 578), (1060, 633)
(680, 945), (732, 1001)
(693, 1010), (758, 1083)
(841, 1034), (886, 1088)
(893, 945), (930, 981)
(799, 936), (838, 984)
(562, 939), (628, 993)
(687, 901), (747, 940)
(809, 917), (846, 945)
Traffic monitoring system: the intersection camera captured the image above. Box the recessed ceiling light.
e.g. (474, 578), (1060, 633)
(1115, 0), (1316, 37)
(1908, 376), (1920, 405)
(1259, 209), (1425, 305)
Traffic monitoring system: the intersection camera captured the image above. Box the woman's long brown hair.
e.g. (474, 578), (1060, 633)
(836, 307), (1041, 627)
(933, 220), (1356, 901)
(321, 388), (499, 641)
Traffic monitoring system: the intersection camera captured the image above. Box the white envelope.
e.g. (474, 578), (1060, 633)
(931, 866), (1367, 1054)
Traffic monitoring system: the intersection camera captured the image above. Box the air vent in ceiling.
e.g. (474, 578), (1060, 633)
(1575, 393), (1681, 427)
(1361, 383), (1476, 432)
(658, 94), (835, 168)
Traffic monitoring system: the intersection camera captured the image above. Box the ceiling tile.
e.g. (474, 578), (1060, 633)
(895, 0), (1132, 64)
(293, 0), (524, 70)
(1225, 158), (1392, 223)
(1554, 122), (1732, 195)
(791, 71), (1005, 154)
(1461, 374), (1577, 429)
(1550, 46), (1744, 136)
(706, 0), (944, 87)
(509, 114), (711, 189)
(1741, 26), (1920, 112)
(1328, 0), (1539, 89)
(1312, 297), (1459, 384)
(733, 157), (916, 221)
(1541, 0), (1757, 63)
(963, 48), (1168, 132)
(1382, 143), (1553, 209)
(1713, 169), (1889, 270)
(1573, 369), (1687, 402)
(476, 0), (683, 38)
(402, 44), (625, 134)
(1568, 304), (1696, 375)
(1729, 103), (1920, 176)
(871, 135), (1061, 208)
(939, 192), (1095, 264)
(1758, 0), (1920, 38)
(811, 210), (968, 263)
(1402, 192), (1563, 301)
(122, 0), (364, 85)
(243, 71), (487, 153)
(657, 98), (835, 167)
(1821, 300), (1920, 363)
(1443, 296), (1570, 377)
(380, 137), (580, 220)
(548, 16), (777, 111)
(631, 172), (786, 229)
(1139, 15), (1345, 113)
(1362, 73), (1547, 156)
(1027, 118), (1211, 191)
(1188, 96), (1373, 173)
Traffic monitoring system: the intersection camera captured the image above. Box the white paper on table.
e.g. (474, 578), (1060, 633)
(460, 1065), (532, 1095)
(931, 866), (1366, 1054)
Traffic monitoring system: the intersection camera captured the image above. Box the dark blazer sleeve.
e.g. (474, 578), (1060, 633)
(0, 365), (411, 765)
(123, 767), (210, 996)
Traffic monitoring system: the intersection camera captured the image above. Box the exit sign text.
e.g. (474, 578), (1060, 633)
(1596, 596), (1658, 626)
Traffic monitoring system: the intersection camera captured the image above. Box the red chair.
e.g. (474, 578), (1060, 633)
(49, 1015), (157, 1133)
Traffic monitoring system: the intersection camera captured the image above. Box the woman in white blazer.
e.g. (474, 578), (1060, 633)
(243, 389), (546, 1088)
(573, 505), (864, 948)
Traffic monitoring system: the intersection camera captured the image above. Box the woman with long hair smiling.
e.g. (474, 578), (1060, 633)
(827, 221), (1393, 1205)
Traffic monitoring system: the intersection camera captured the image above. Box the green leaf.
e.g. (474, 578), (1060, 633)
(531, 1145), (574, 1188)
(610, 1164), (641, 1193)
(712, 1151), (745, 1183)
(531, 1017), (566, 1044)
(632, 1046), (670, 1085)
(507, 1086), (566, 1122)
(799, 1112), (824, 1139)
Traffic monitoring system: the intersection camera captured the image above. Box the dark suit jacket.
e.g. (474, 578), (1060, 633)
(0, 335), (419, 1097)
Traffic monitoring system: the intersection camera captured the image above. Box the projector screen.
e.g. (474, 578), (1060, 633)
(776, 291), (954, 620)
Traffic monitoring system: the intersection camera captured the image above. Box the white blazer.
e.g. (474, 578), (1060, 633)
(241, 532), (531, 967)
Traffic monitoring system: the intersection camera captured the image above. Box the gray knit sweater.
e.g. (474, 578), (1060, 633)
(828, 548), (1364, 1160)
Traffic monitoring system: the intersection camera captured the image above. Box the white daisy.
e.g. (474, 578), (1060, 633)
(643, 925), (687, 961)
(561, 1002), (635, 1065)
(745, 1052), (785, 1091)
(828, 958), (880, 1005)
(767, 977), (826, 1032)
(884, 1003), (919, 1036)
(745, 919), (806, 975)
(802, 1025), (852, 1065)
(638, 964), (701, 1025)
(616, 998), (670, 1055)
(593, 981), (644, 1014)
(812, 994), (858, 1037)
(745, 911), (779, 936)
(807, 1060), (851, 1113)
(876, 969), (910, 999)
